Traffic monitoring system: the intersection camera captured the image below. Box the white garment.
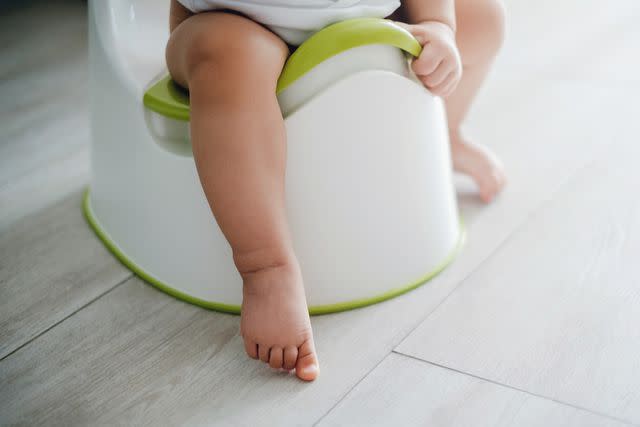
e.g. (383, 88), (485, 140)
(176, 0), (400, 45)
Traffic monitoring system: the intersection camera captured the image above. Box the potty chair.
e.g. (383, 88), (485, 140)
(86, 0), (465, 314)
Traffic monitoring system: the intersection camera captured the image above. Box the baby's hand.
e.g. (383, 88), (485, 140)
(397, 21), (462, 98)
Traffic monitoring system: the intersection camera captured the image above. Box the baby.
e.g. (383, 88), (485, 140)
(166, 0), (506, 381)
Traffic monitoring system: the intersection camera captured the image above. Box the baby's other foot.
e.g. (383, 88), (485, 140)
(450, 130), (506, 203)
(240, 261), (319, 381)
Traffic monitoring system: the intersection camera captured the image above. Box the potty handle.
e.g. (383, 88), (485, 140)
(276, 17), (422, 94)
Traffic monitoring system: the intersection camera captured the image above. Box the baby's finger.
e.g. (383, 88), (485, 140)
(393, 21), (411, 32)
(411, 45), (441, 77)
(394, 22), (426, 44)
(422, 60), (453, 88)
(433, 71), (457, 98)
(442, 67), (463, 97)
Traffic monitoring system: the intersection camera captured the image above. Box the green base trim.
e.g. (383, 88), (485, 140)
(82, 188), (465, 316)
(82, 189), (241, 314)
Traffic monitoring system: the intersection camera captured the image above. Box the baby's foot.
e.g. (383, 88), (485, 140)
(450, 130), (507, 203)
(240, 261), (319, 381)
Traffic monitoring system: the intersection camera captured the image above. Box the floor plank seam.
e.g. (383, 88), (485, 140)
(0, 190), (86, 239)
(0, 273), (132, 362)
(386, 220), (531, 353)
(0, 122), (88, 188)
(310, 158), (609, 426)
(390, 155), (602, 355)
(391, 350), (639, 427)
(0, 145), (88, 195)
(311, 350), (394, 427)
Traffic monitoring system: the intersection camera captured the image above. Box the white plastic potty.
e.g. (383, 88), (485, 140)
(86, 0), (465, 314)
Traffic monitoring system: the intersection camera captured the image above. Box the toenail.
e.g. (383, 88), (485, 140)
(302, 364), (318, 374)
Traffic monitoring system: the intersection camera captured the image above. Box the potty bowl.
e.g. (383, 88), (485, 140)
(86, 0), (465, 314)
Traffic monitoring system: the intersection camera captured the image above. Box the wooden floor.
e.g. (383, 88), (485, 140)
(2, 1), (640, 426)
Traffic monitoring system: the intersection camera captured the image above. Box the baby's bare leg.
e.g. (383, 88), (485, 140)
(447, 0), (507, 202)
(396, 0), (507, 202)
(166, 8), (319, 380)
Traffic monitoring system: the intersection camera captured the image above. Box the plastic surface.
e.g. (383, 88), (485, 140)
(83, 189), (465, 314)
(88, 0), (463, 314)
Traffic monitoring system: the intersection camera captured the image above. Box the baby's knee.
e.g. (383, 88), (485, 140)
(168, 13), (289, 88)
(456, 0), (506, 65)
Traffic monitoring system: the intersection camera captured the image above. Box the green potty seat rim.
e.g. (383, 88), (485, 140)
(143, 77), (191, 122)
(143, 18), (421, 122)
(276, 17), (422, 94)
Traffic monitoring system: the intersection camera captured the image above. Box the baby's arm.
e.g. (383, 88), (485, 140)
(397, 0), (462, 97)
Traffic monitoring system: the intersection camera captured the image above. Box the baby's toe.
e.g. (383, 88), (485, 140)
(283, 345), (298, 371)
(244, 339), (259, 360)
(269, 346), (284, 369)
(295, 339), (320, 381)
(478, 184), (494, 203)
(258, 344), (271, 363)
(479, 168), (506, 203)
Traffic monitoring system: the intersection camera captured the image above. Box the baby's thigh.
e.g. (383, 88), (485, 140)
(165, 11), (289, 90)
